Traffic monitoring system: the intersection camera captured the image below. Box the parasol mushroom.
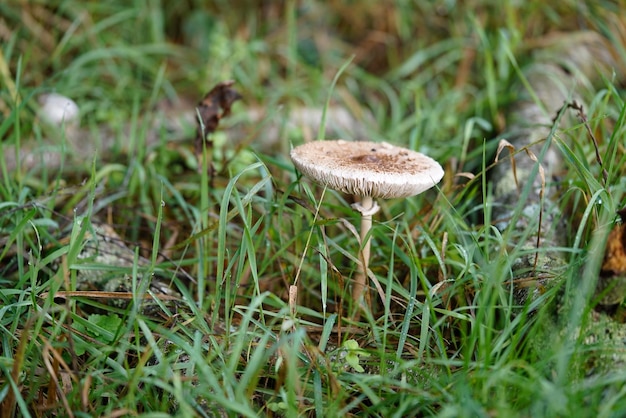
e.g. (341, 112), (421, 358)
(290, 139), (444, 307)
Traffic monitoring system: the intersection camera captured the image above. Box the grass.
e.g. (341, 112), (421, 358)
(1, 0), (626, 416)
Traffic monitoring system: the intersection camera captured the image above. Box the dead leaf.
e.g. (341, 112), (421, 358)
(597, 208), (626, 306)
(601, 211), (626, 275)
(195, 80), (242, 147)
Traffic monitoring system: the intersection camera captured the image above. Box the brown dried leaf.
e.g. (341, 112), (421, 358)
(494, 138), (515, 163)
(598, 217), (626, 306)
(195, 80), (242, 145)
(602, 224), (626, 275)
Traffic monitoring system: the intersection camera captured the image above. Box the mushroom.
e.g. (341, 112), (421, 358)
(38, 93), (80, 131)
(290, 139), (444, 307)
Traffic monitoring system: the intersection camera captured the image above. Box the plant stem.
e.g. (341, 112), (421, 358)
(353, 196), (376, 305)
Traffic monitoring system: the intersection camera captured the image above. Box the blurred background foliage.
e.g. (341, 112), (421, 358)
(3, 1), (624, 127)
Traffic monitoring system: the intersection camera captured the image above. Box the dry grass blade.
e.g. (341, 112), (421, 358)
(567, 100), (609, 186)
(495, 139), (520, 193)
(1, 322), (30, 418)
(494, 137), (547, 270)
(38, 290), (181, 301)
(521, 146), (546, 270)
(41, 338), (75, 418)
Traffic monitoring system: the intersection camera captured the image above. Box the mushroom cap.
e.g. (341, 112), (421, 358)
(290, 140), (444, 199)
(38, 93), (80, 127)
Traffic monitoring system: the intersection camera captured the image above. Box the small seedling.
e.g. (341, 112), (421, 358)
(341, 339), (371, 373)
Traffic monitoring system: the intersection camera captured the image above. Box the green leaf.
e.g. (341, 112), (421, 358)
(342, 339), (370, 373)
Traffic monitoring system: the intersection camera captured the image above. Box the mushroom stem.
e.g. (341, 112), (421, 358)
(353, 196), (379, 305)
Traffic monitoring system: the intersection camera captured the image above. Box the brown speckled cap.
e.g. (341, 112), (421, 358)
(290, 140), (444, 199)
